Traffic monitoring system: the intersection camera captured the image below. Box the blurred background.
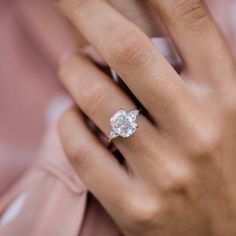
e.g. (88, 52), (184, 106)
(0, 0), (236, 198)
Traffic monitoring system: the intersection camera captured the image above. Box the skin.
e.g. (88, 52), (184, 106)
(56, 0), (236, 235)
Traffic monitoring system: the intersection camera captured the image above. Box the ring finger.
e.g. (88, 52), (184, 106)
(58, 53), (163, 174)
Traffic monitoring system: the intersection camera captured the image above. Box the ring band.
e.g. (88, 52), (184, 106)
(109, 109), (139, 142)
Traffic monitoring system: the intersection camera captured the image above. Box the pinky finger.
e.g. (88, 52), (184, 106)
(57, 108), (132, 216)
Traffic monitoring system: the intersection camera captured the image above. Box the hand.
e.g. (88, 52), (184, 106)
(57, 0), (236, 235)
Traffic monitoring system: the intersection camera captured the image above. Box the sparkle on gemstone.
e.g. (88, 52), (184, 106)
(109, 109), (139, 139)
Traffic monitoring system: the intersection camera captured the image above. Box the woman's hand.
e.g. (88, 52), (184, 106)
(57, 0), (236, 235)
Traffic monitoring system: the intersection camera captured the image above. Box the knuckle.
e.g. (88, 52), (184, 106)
(124, 195), (159, 227)
(66, 135), (90, 168)
(189, 125), (221, 158)
(81, 83), (107, 115)
(108, 30), (152, 67)
(57, 109), (90, 169)
(173, 0), (209, 25)
(163, 163), (192, 193)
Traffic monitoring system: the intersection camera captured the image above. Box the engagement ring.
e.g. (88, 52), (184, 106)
(109, 109), (139, 142)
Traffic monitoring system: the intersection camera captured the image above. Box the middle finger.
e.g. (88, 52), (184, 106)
(59, 0), (196, 132)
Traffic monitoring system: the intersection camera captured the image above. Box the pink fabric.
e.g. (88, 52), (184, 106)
(0, 0), (60, 195)
(0, 0), (236, 235)
(0, 125), (120, 235)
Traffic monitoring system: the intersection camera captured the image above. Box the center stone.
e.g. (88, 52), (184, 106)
(110, 109), (138, 138)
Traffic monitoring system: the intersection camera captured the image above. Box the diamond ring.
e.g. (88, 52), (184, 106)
(108, 109), (139, 142)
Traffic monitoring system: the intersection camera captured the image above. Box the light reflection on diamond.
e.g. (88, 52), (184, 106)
(109, 109), (139, 139)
